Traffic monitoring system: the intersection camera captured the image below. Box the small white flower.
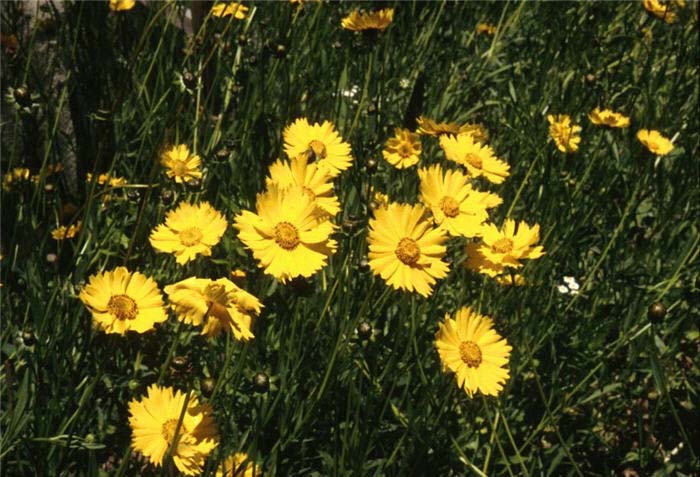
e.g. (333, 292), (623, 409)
(556, 284), (569, 294)
(558, 276), (580, 295)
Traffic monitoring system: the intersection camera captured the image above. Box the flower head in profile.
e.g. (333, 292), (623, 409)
(418, 165), (490, 238)
(161, 144), (203, 184)
(216, 452), (261, 477)
(341, 8), (394, 31)
(435, 307), (512, 397)
(211, 2), (249, 19)
(479, 219), (545, 268)
(476, 23), (497, 35)
(79, 267), (168, 335)
(2, 167), (31, 191)
(588, 108), (630, 128)
(109, 0), (135, 11)
(367, 202), (449, 297)
(51, 221), (82, 240)
(416, 117), (489, 143)
(267, 154), (340, 217)
(86, 172), (127, 188)
(637, 129), (674, 156)
(382, 128), (422, 169)
(149, 202), (228, 265)
(642, 0), (677, 23)
(439, 133), (510, 184)
(165, 277), (262, 340)
(283, 118), (353, 177)
(234, 184), (337, 282)
(128, 385), (219, 476)
(547, 114), (582, 153)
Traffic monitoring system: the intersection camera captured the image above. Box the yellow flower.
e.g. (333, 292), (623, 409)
(164, 277), (262, 340)
(283, 118), (353, 178)
(479, 219), (545, 268)
(161, 144), (203, 184)
(547, 114), (582, 153)
(109, 0), (135, 11)
(367, 202), (449, 297)
(642, 0), (677, 23)
(341, 8), (394, 31)
(418, 165), (490, 238)
(267, 154), (340, 217)
(372, 190), (390, 209)
(210, 2), (249, 19)
(588, 108), (630, 128)
(382, 128), (422, 169)
(234, 184), (337, 282)
(637, 129), (674, 156)
(476, 23), (497, 35)
(2, 167), (31, 191)
(435, 307), (512, 397)
(416, 116), (489, 142)
(51, 221), (82, 240)
(86, 172), (127, 187)
(439, 133), (510, 184)
(149, 202), (228, 265)
(463, 242), (504, 277)
(128, 385), (219, 476)
(216, 452), (261, 477)
(78, 267), (168, 335)
(495, 273), (525, 287)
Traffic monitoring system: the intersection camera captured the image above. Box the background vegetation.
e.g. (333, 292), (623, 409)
(1, 1), (698, 475)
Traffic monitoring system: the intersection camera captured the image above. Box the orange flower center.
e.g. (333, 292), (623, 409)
(395, 237), (420, 265)
(464, 152), (483, 169)
(179, 227), (203, 247)
(161, 418), (183, 444)
(397, 142), (413, 158)
(459, 341), (482, 367)
(274, 222), (300, 250)
(308, 140), (327, 160)
(439, 196), (460, 218)
(492, 238), (514, 254)
(107, 294), (138, 321)
(171, 160), (189, 176)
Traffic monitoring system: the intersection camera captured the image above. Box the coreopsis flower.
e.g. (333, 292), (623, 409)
(161, 144), (203, 184)
(234, 184), (337, 282)
(367, 202), (449, 297)
(79, 267), (168, 335)
(642, 0), (677, 23)
(86, 172), (127, 187)
(210, 2), (249, 19)
(2, 167), (31, 191)
(476, 23), (497, 35)
(51, 221), (82, 240)
(547, 114), (582, 153)
(418, 165), (489, 238)
(439, 133), (510, 184)
(372, 190), (390, 209)
(435, 307), (512, 397)
(637, 129), (674, 155)
(164, 277), (262, 340)
(341, 8), (394, 31)
(588, 108), (630, 128)
(416, 117), (490, 143)
(283, 118), (353, 177)
(479, 219), (545, 268)
(495, 273), (525, 287)
(128, 385), (219, 476)
(464, 242), (504, 277)
(382, 128), (422, 169)
(216, 452), (261, 477)
(149, 202), (228, 265)
(109, 0), (135, 11)
(266, 154), (340, 217)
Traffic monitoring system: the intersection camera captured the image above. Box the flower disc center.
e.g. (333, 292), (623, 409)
(161, 418), (182, 444)
(274, 222), (300, 250)
(171, 160), (189, 176)
(107, 294), (138, 321)
(459, 340), (482, 367)
(464, 152), (483, 169)
(179, 227), (203, 246)
(398, 142), (413, 158)
(308, 140), (327, 160)
(493, 237), (514, 254)
(439, 196), (460, 218)
(395, 237), (420, 265)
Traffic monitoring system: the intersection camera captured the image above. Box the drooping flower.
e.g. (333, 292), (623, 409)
(149, 202), (228, 265)
(479, 219), (545, 268)
(642, 0), (677, 23)
(216, 452), (261, 477)
(418, 165), (490, 238)
(283, 118), (353, 177)
(79, 267), (168, 335)
(164, 277), (262, 340)
(588, 108), (630, 128)
(341, 8), (394, 31)
(476, 23), (497, 35)
(439, 133), (510, 184)
(435, 306), (512, 397)
(234, 184), (337, 282)
(51, 221), (82, 240)
(416, 117), (490, 143)
(367, 202), (449, 297)
(266, 154), (340, 217)
(161, 144), (203, 184)
(109, 0), (135, 11)
(2, 167), (31, 191)
(128, 385), (219, 476)
(382, 128), (422, 169)
(547, 114), (582, 153)
(210, 2), (249, 19)
(637, 129), (674, 156)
